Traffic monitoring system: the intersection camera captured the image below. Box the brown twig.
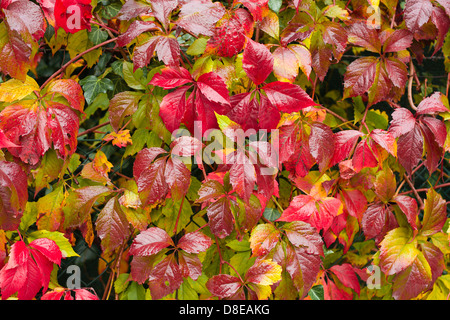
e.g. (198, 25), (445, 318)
(398, 182), (450, 196)
(403, 173), (424, 209)
(78, 121), (111, 137)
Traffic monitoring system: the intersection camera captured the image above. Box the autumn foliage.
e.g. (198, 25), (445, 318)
(0, 0), (450, 301)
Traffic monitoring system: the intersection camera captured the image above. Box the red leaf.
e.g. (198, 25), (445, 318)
(206, 274), (242, 298)
(117, 20), (160, 47)
(149, 0), (178, 30)
(235, 0), (268, 21)
(4, 0), (46, 41)
(54, 0), (92, 34)
(229, 150), (257, 203)
(0, 239), (62, 300)
(197, 179), (226, 202)
(177, 231), (212, 253)
(347, 22), (381, 53)
(397, 125), (423, 175)
(419, 119), (445, 173)
(170, 136), (204, 157)
(280, 12), (313, 46)
(404, 0), (433, 32)
(164, 156), (191, 200)
(282, 126), (315, 178)
(151, 68), (230, 133)
(176, 0), (226, 37)
(72, 288), (99, 300)
(430, 6), (450, 55)
(352, 139), (379, 173)
(382, 29), (413, 53)
(384, 57), (408, 89)
(421, 115), (447, 148)
(150, 67), (193, 90)
(329, 263), (361, 295)
(323, 277), (353, 300)
(205, 8), (254, 57)
(273, 243), (321, 299)
(277, 194), (342, 231)
(242, 38), (274, 85)
(46, 79), (85, 113)
(196, 72), (230, 106)
(330, 130), (364, 166)
(343, 56), (378, 98)
(134, 152), (168, 206)
(129, 227), (174, 257)
(0, 129), (19, 149)
(370, 129), (396, 156)
(0, 100), (81, 165)
(178, 251), (202, 280)
(309, 122), (335, 172)
(207, 197), (234, 238)
(0, 161), (28, 230)
(29, 238), (62, 266)
(41, 289), (66, 300)
(262, 81), (317, 113)
(282, 221), (324, 256)
(228, 92), (280, 131)
(389, 107), (417, 138)
(340, 188), (367, 222)
(158, 86), (191, 133)
(116, 0), (152, 20)
(147, 254), (183, 300)
(95, 197), (130, 253)
(394, 195), (419, 230)
(416, 92), (449, 115)
(133, 35), (181, 70)
(361, 202), (398, 241)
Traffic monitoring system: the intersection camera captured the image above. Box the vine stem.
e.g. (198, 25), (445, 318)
(407, 60), (418, 111)
(214, 236), (244, 283)
(78, 121), (111, 137)
(403, 173), (424, 210)
(393, 162), (425, 196)
(40, 37), (118, 90)
(398, 182), (450, 196)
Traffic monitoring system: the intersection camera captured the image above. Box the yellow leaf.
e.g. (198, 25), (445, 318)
(0, 75), (39, 102)
(249, 283), (272, 300)
(93, 150), (113, 173)
(246, 259), (282, 286)
(104, 130), (133, 148)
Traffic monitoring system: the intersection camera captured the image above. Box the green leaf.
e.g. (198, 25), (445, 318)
(28, 230), (79, 258)
(88, 25), (109, 46)
(263, 207), (281, 221)
(122, 61), (146, 90)
(79, 75), (115, 105)
(114, 273), (130, 294)
(379, 227), (420, 275)
(308, 285), (324, 300)
(19, 202), (38, 233)
(186, 38), (208, 55)
(268, 0), (283, 13)
(67, 30), (102, 68)
(227, 239), (251, 251)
